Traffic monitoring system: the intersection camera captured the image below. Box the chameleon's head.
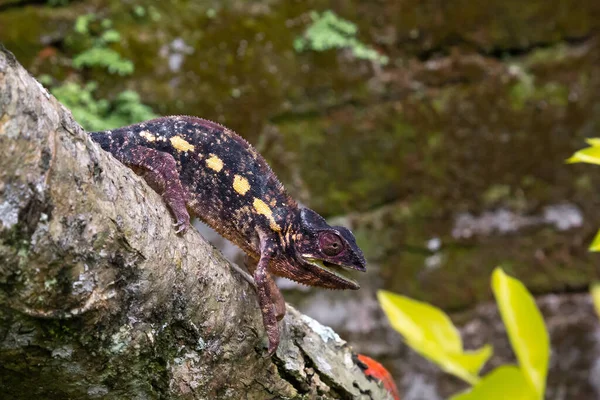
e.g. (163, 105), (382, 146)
(292, 208), (366, 290)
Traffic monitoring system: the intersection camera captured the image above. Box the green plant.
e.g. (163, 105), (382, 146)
(378, 267), (549, 399)
(567, 139), (600, 251)
(133, 5), (146, 18)
(71, 15), (134, 76)
(294, 10), (388, 66)
(50, 82), (156, 131)
(131, 5), (161, 21)
(73, 47), (134, 76)
(41, 13), (156, 131)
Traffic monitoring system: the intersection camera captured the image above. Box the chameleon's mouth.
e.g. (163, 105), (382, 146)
(304, 257), (360, 289)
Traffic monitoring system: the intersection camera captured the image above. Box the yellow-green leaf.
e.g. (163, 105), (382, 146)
(566, 139), (600, 165)
(590, 230), (600, 252)
(591, 283), (600, 319)
(378, 290), (492, 384)
(491, 268), (549, 399)
(450, 366), (537, 400)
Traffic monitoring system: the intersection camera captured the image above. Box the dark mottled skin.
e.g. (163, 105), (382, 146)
(90, 116), (366, 355)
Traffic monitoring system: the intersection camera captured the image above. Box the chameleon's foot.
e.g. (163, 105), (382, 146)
(170, 200), (191, 235)
(173, 217), (190, 235)
(265, 344), (277, 358)
(263, 314), (280, 357)
(264, 335), (279, 358)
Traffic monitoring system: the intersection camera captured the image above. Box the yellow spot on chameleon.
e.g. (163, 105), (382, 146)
(253, 198), (281, 232)
(170, 136), (195, 152)
(233, 175), (251, 195)
(269, 221), (282, 232)
(206, 154), (224, 172)
(253, 198), (272, 218)
(139, 130), (156, 142)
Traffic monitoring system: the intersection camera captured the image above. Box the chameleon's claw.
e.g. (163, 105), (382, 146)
(264, 318), (280, 357)
(173, 219), (190, 235)
(265, 347), (277, 358)
(264, 339), (278, 358)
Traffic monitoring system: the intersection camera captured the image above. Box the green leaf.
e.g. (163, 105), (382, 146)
(37, 74), (53, 86)
(133, 5), (146, 17)
(74, 14), (94, 34)
(590, 230), (600, 252)
(566, 139), (600, 165)
(378, 290), (492, 384)
(295, 10), (388, 65)
(491, 268), (549, 399)
(101, 29), (121, 44)
(73, 48), (134, 76)
(450, 366), (537, 400)
(50, 81), (156, 131)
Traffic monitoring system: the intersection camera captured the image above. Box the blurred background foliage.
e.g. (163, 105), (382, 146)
(1, 0), (599, 397)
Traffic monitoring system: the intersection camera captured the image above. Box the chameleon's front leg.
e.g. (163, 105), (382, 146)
(254, 251), (280, 356)
(245, 256), (287, 321)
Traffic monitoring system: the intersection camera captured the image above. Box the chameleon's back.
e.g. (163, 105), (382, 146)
(91, 116), (297, 256)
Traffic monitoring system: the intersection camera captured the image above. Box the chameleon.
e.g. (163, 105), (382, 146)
(89, 115), (366, 355)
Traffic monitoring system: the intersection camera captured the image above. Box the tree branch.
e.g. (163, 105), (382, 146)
(0, 45), (390, 400)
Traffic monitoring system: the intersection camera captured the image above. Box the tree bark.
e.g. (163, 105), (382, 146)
(0, 45), (391, 400)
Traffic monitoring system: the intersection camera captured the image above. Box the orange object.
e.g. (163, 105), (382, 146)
(356, 354), (401, 400)
(36, 46), (57, 61)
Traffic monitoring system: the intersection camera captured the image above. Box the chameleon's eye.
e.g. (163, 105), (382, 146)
(319, 232), (344, 256)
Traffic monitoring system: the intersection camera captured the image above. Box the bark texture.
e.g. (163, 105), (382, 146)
(0, 45), (390, 400)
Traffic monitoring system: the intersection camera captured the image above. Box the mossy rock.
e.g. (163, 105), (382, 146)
(2, 0), (600, 309)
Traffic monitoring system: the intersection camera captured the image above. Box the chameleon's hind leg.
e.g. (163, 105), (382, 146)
(114, 145), (191, 234)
